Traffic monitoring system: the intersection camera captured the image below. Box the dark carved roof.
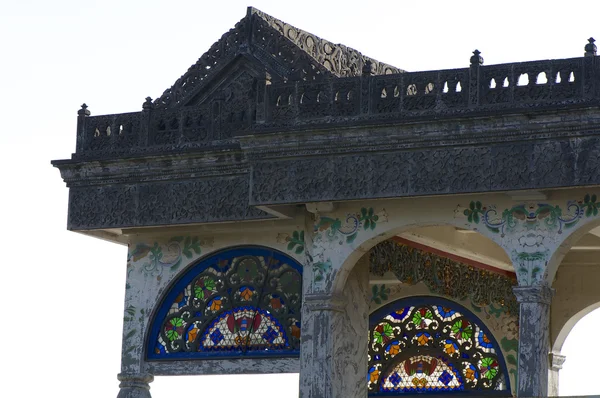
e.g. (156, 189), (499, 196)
(153, 7), (403, 110)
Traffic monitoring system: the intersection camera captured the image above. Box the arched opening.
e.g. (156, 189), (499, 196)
(558, 307), (600, 396)
(368, 296), (511, 395)
(546, 215), (600, 396)
(355, 224), (518, 396)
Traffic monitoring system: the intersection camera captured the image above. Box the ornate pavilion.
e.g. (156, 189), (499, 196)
(53, 7), (600, 398)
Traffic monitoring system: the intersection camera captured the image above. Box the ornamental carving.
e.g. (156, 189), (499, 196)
(147, 247), (302, 360)
(153, 8), (400, 110)
(369, 241), (518, 317)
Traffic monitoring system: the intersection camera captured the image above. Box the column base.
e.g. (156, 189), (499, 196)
(117, 373), (154, 398)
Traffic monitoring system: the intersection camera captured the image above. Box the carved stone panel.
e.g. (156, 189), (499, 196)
(67, 176), (272, 230)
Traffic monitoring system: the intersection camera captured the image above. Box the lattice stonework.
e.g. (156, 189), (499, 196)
(147, 247), (302, 360)
(368, 297), (509, 395)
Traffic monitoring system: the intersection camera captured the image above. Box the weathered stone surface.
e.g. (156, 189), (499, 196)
(116, 374), (153, 398)
(146, 358), (299, 376)
(513, 284), (554, 397)
(299, 257), (369, 398)
(67, 176), (272, 229)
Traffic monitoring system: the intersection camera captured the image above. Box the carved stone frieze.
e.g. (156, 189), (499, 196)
(369, 240), (519, 316)
(249, 134), (600, 205)
(67, 177), (273, 230)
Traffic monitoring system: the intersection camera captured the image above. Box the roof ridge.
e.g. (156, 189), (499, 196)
(250, 7), (404, 77)
(153, 7), (404, 110)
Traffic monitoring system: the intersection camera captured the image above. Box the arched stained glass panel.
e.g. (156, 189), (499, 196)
(368, 297), (510, 395)
(147, 246), (302, 360)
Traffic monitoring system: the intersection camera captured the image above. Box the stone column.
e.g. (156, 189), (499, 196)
(118, 251), (154, 398)
(512, 284), (554, 397)
(548, 353), (566, 397)
(117, 373), (153, 398)
(299, 258), (369, 398)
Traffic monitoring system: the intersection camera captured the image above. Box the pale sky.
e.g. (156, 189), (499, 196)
(1, 0), (600, 396)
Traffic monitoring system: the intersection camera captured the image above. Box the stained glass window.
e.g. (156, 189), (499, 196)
(368, 297), (510, 395)
(147, 247), (302, 360)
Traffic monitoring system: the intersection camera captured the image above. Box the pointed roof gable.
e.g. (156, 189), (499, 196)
(154, 7), (403, 109)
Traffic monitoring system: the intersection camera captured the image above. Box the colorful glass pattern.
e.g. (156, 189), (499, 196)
(148, 247), (302, 360)
(368, 298), (508, 395)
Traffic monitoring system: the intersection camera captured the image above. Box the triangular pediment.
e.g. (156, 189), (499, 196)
(153, 7), (403, 110)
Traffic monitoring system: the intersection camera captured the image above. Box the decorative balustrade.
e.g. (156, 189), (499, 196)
(73, 52), (600, 160)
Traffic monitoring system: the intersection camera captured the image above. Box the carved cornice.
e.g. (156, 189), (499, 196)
(512, 284), (554, 305)
(303, 293), (346, 312)
(549, 353), (567, 371)
(54, 149), (247, 188)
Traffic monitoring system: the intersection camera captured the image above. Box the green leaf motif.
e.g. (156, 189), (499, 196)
(507, 355), (517, 366)
(286, 230), (305, 254)
(501, 337), (518, 353)
(370, 284), (390, 304)
(166, 330), (179, 341)
(383, 323), (393, 336)
(204, 279), (215, 290)
(464, 201), (484, 224)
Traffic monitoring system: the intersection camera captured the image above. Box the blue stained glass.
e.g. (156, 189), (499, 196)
(368, 297), (510, 395)
(436, 306), (456, 318)
(239, 317), (251, 332)
(147, 246), (303, 361)
(210, 329), (224, 344)
(439, 370), (453, 385)
(262, 326), (278, 343)
(154, 343), (166, 355)
(175, 292), (187, 308)
(478, 332), (494, 349)
(389, 306), (410, 320)
(389, 373), (402, 386)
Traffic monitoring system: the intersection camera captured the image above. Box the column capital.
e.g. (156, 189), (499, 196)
(512, 283), (554, 304)
(549, 353), (567, 371)
(303, 293), (345, 312)
(117, 373), (153, 398)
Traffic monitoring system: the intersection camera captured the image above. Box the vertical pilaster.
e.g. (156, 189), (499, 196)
(548, 353), (566, 397)
(299, 256), (370, 398)
(512, 284), (554, 397)
(118, 252), (154, 397)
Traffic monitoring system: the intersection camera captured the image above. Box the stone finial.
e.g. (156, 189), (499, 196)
(585, 37), (597, 57)
(143, 96), (153, 110)
(470, 50), (484, 66)
(362, 60), (376, 76)
(78, 103), (90, 117)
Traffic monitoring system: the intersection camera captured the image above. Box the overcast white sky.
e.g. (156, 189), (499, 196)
(1, 1), (600, 396)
